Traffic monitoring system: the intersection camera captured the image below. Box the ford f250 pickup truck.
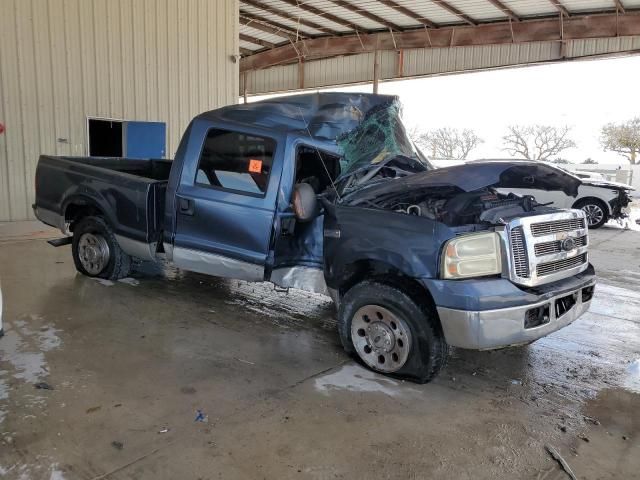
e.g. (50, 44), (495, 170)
(34, 93), (596, 383)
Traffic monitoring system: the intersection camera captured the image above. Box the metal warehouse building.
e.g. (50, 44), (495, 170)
(0, 0), (238, 222)
(2, 0), (639, 222)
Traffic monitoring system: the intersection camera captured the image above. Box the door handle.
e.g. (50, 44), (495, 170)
(178, 197), (195, 216)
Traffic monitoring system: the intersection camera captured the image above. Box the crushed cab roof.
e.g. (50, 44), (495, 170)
(195, 92), (398, 141)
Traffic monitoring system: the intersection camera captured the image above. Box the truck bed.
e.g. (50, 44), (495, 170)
(34, 156), (172, 246)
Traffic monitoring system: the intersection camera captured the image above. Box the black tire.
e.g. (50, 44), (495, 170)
(574, 198), (608, 229)
(72, 216), (131, 280)
(338, 280), (449, 384)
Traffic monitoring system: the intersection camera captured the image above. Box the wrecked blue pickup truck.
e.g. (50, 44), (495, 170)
(34, 93), (595, 382)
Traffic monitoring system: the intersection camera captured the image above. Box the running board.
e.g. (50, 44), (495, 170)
(47, 237), (72, 247)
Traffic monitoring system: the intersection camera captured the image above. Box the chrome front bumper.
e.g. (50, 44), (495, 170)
(436, 282), (595, 350)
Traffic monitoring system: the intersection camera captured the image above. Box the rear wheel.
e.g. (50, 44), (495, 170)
(72, 216), (131, 280)
(338, 281), (448, 383)
(574, 198), (608, 229)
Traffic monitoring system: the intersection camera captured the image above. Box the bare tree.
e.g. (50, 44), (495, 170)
(502, 125), (576, 161)
(415, 128), (483, 160)
(600, 117), (640, 164)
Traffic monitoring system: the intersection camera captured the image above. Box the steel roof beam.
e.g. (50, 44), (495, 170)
(485, 0), (520, 22)
(548, 0), (571, 17)
(431, 0), (477, 25)
(240, 10), (314, 38)
(240, 12), (640, 70)
(241, 0), (342, 35)
(277, 0), (362, 32)
(376, 0), (438, 28)
(239, 33), (277, 49)
(614, 0), (626, 14)
(326, 0), (404, 31)
(240, 15), (301, 40)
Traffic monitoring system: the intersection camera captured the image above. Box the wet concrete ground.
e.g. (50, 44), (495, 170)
(0, 220), (639, 479)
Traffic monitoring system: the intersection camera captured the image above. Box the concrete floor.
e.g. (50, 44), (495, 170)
(0, 219), (639, 480)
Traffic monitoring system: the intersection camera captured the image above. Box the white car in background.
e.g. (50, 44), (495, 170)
(473, 161), (634, 229)
(572, 171), (607, 181)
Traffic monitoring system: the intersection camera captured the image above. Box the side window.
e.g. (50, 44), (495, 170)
(196, 129), (276, 195)
(295, 145), (341, 193)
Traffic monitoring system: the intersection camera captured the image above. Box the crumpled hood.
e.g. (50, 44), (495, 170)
(343, 161), (582, 204)
(581, 178), (634, 191)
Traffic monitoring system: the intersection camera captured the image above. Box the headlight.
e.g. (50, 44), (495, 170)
(442, 232), (502, 279)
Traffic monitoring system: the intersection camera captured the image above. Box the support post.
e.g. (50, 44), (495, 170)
(242, 71), (248, 104)
(298, 59), (305, 90)
(373, 49), (380, 94)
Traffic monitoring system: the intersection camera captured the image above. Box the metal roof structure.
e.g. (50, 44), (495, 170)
(238, 1), (640, 95)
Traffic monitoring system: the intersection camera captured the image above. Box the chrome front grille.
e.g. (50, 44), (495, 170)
(534, 236), (587, 256)
(537, 254), (587, 277)
(530, 218), (585, 236)
(506, 211), (589, 287)
(509, 226), (529, 277)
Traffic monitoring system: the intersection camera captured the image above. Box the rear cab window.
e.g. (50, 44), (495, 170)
(195, 129), (276, 196)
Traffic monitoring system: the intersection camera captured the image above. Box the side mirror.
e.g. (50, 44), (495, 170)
(292, 183), (318, 222)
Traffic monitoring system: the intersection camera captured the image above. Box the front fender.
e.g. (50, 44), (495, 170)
(323, 205), (456, 287)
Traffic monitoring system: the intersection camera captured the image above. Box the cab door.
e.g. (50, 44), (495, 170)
(172, 126), (282, 281)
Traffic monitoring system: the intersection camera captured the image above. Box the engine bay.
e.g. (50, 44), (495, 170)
(364, 186), (549, 226)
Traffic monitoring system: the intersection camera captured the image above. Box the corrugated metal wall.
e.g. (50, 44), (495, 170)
(0, 0), (239, 221)
(241, 35), (640, 96)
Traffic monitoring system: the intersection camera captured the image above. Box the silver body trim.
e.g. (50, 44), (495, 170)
(114, 235), (157, 262)
(500, 210), (589, 287)
(437, 281), (595, 349)
(172, 247), (264, 282)
(270, 266), (329, 296)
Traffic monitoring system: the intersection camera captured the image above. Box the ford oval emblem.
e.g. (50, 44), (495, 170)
(561, 237), (577, 252)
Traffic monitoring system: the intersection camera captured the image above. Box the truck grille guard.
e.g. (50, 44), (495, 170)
(500, 210), (589, 287)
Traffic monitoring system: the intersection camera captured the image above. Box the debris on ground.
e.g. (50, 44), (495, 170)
(510, 379), (522, 385)
(584, 415), (600, 425)
(545, 444), (578, 480)
(194, 410), (207, 423)
(158, 427), (170, 434)
(86, 406), (102, 414)
(579, 434), (590, 442)
(34, 382), (54, 390)
(234, 357), (255, 365)
(111, 441), (124, 450)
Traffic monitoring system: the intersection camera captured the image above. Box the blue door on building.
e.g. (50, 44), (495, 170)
(125, 121), (166, 159)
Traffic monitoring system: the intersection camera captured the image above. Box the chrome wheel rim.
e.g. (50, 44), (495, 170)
(351, 305), (412, 373)
(78, 233), (110, 275)
(581, 204), (604, 226)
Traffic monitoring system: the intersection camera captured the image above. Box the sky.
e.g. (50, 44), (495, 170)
(252, 54), (640, 166)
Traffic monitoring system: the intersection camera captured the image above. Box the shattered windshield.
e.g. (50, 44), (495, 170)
(336, 98), (432, 186)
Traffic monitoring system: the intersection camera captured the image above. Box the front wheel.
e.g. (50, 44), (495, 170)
(574, 199), (608, 229)
(338, 281), (448, 383)
(72, 216), (131, 280)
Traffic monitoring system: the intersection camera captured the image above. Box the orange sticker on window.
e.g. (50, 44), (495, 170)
(248, 159), (262, 173)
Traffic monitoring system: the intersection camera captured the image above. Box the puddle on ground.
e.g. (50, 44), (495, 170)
(0, 462), (67, 480)
(0, 314), (62, 425)
(573, 387), (640, 477)
(588, 283), (640, 323)
(314, 364), (413, 397)
(625, 359), (640, 393)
